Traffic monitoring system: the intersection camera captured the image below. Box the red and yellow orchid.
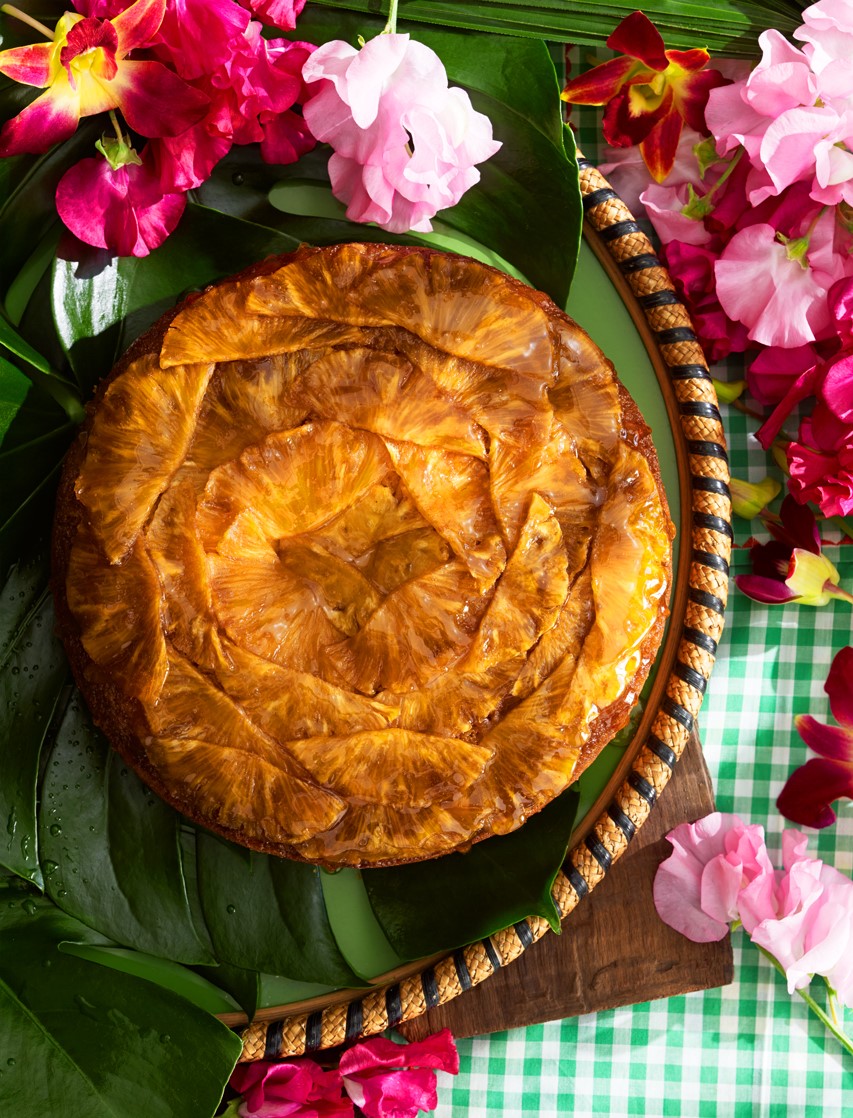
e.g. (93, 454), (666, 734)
(562, 10), (727, 182)
(0, 0), (209, 158)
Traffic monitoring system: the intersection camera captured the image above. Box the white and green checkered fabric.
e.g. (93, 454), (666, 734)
(430, 97), (853, 1118)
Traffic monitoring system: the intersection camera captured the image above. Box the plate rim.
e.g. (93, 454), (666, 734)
(234, 157), (733, 1056)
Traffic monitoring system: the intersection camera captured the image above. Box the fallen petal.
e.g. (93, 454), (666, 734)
(777, 756), (853, 827)
(734, 573), (799, 603)
(826, 646), (853, 728)
(795, 713), (853, 762)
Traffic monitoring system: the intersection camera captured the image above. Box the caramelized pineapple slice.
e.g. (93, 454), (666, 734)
(187, 355), (310, 471)
(362, 526), (451, 595)
(208, 553), (344, 677)
(310, 483), (427, 563)
(384, 439), (505, 587)
(216, 643), (398, 740)
(75, 352), (213, 563)
(276, 540), (381, 636)
(146, 738), (345, 844)
(323, 560), (486, 694)
(145, 478), (228, 672)
(196, 421), (391, 551)
(160, 276), (372, 367)
(66, 521), (168, 704)
(298, 347), (488, 458)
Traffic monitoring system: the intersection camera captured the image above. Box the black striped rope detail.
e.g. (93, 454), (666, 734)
(638, 289), (679, 309)
(585, 832), (613, 872)
(620, 252), (660, 273)
(304, 1011), (323, 1052)
(565, 862), (589, 899)
(601, 219), (641, 242)
(264, 1019), (284, 1059)
(483, 937), (503, 972)
(345, 998), (364, 1042)
(674, 660), (708, 695)
(683, 626), (718, 656)
(514, 920), (534, 949)
(689, 587), (726, 615)
(582, 186), (618, 210)
(669, 364), (712, 380)
(608, 804), (637, 842)
(656, 326), (698, 345)
(688, 439), (729, 461)
(692, 476), (730, 498)
(694, 511), (734, 539)
(692, 548), (730, 575)
(680, 400), (722, 423)
(577, 157), (594, 170)
(662, 695), (695, 732)
(422, 967), (440, 1010)
(628, 770), (657, 806)
(385, 985), (403, 1028)
(453, 949), (473, 991)
(646, 734), (677, 769)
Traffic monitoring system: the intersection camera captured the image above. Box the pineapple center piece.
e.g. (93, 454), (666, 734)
(62, 243), (674, 867)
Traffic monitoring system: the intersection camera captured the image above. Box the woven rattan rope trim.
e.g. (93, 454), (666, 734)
(236, 157), (733, 1062)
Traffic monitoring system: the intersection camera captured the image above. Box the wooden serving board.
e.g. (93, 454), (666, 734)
(399, 728), (732, 1041)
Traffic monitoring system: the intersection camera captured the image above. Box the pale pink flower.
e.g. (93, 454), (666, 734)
(653, 813), (776, 942)
(751, 831), (853, 1004)
(639, 181), (713, 246)
(795, 0), (853, 103)
(55, 149), (185, 257)
(301, 34), (500, 233)
(598, 124), (707, 214)
(339, 1031), (459, 1118)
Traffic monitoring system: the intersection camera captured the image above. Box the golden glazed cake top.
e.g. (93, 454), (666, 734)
(53, 243), (674, 868)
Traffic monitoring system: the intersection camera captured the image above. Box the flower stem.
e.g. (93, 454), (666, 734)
(824, 581), (853, 605)
(730, 398), (799, 444)
(109, 111), (124, 145)
(382, 0), (399, 34)
(0, 4), (53, 38)
(756, 946), (853, 1059)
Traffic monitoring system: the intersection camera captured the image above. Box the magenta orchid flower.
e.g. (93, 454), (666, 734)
(339, 1030), (460, 1118)
(778, 645), (853, 828)
(0, 0), (209, 157)
(735, 495), (853, 606)
(561, 10), (727, 182)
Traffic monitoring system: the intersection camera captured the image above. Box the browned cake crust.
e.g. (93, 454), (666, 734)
(52, 243), (674, 868)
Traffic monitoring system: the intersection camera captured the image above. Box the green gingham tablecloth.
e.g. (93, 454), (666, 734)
(427, 163), (853, 1115)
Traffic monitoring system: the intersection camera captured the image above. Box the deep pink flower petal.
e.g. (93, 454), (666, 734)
(562, 55), (637, 106)
(777, 757), (853, 828)
(829, 277), (853, 343)
(60, 18), (118, 82)
(821, 352), (853, 427)
(239, 0), (308, 30)
(110, 58), (210, 137)
(339, 1032), (459, 1078)
(155, 0), (252, 81)
(0, 42), (54, 87)
(346, 1068), (439, 1118)
(755, 362), (821, 450)
(766, 494), (821, 554)
(0, 78), (80, 156)
(231, 1058), (348, 1118)
(747, 344), (819, 406)
(825, 646), (853, 729)
(607, 11), (668, 70)
(111, 0), (166, 54)
(735, 574), (799, 603)
(260, 108), (315, 164)
(795, 714), (853, 762)
(340, 1032), (459, 1118)
(675, 65), (728, 134)
(55, 153), (185, 257)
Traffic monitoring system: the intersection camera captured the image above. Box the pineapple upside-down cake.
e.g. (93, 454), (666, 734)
(52, 243), (674, 868)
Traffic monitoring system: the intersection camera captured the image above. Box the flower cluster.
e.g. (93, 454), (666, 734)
(228, 1030), (460, 1118)
(588, 2), (853, 521)
(0, 0), (315, 256)
(0, 1), (500, 255)
(654, 813), (853, 1047)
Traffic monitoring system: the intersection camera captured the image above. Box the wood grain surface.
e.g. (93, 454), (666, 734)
(399, 728), (732, 1041)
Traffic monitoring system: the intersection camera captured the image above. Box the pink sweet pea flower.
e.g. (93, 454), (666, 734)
(778, 646), (853, 828)
(652, 813), (776, 942)
(301, 34), (500, 233)
(238, 0), (308, 30)
(230, 1058), (353, 1118)
(562, 11), (727, 182)
(0, 0), (209, 156)
(598, 124), (708, 214)
(735, 495), (852, 606)
(339, 1031), (460, 1118)
(55, 146), (186, 257)
(639, 181), (713, 246)
(750, 830), (853, 1003)
(747, 343), (821, 406)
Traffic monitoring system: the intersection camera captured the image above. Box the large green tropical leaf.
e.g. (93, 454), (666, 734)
(364, 786), (580, 960)
(38, 699), (217, 965)
(308, 0), (802, 55)
(0, 886), (241, 1118)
